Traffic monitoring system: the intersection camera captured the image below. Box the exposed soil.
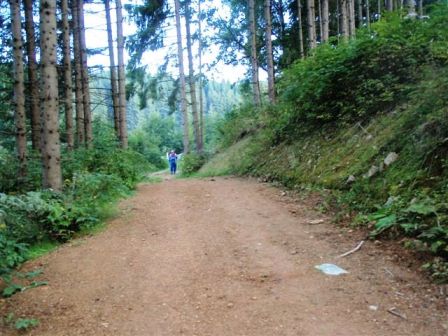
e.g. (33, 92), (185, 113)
(1, 176), (447, 335)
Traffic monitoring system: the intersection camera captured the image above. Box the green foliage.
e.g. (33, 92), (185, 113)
(14, 318), (39, 331)
(129, 113), (182, 169)
(181, 153), (207, 176)
(0, 147), (19, 192)
(273, 7), (448, 140)
(2, 313), (39, 331)
(0, 142), (153, 279)
(204, 7), (448, 281)
(0, 235), (28, 276)
(423, 257), (448, 283)
(213, 102), (263, 149)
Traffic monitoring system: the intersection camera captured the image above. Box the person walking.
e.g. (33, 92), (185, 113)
(168, 150), (178, 175)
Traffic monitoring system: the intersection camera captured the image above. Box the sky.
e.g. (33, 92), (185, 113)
(84, 0), (255, 83)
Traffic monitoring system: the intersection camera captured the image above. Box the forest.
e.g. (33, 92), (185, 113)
(0, 0), (447, 332)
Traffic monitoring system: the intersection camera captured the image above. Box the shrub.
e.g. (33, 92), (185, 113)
(181, 153), (207, 176)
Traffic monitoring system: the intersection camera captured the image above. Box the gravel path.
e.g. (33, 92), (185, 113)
(1, 176), (446, 335)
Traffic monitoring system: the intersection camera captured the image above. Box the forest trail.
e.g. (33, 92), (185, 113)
(1, 176), (446, 336)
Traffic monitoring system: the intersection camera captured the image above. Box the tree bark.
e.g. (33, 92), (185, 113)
(174, 0), (189, 154)
(265, 0), (275, 103)
(248, 0), (261, 106)
(23, 0), (41, 151)
(10, 0), (27, 179)
(377, 0), (381, 19)
(322, 0), (329, 42)
(198, 0), (204, 151)
(40, 0), (62, 191)
(78, 0), (93, 148)
(357, 0), (363, 27)
(306, 0), (317, 49)
(61, 0), (74, 150)
(366, 0), (370, 28)
(116, 0), (128, 149)
(317, 0), (323, 41)
(185, 2), (201, 153)
(297, 0), (305, 58)
(341, 0), (349, 39)
(387, 0), (393, 11)
(418, 0), (422, 16)
(348, 0), (356, 37)
(105, 0), (120, 141)
(72, 0), (84, 146)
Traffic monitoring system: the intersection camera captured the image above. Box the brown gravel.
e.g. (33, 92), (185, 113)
(1, 176), (447, 336)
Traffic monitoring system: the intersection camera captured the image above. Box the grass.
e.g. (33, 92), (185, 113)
(27, 241), (58, 260)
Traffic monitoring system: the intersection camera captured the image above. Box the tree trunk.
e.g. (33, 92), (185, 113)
(185, 2), (201, 153)
(10, 0), (27, 179)
(322, 0), (329, 42)
(366, 0), (370, 28)
(297, 0), (305, 58)
(174, 0), (189, 154)
(23, 0), (40, 152)
(105, 0), (120, 141)
(198, 0), (204, 151)
(337, 0), (340, 39)
(248, 0), (261, 106)
(72, 0), (84, 146)
(357, 0), (363, 27)
(418, 0), (422, 16)
(40, 0), (62, 191)
(116, 0), (128, 149)
(317, 0), (323, 41)
(341, 0), (349, 39)
(78, 0), (93, 148)
(306, 0), (317, 49)
(348, 0), (356, 37)
(387, 0), (393, 11)
(61, 0), (74, 150)
(377, 0), (381, 19)
(265, 0), (275, 103)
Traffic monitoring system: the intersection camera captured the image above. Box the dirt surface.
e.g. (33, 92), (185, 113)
(1, 176), (447, 335)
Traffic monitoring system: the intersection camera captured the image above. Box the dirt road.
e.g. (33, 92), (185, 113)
(1, 177), (447, 335)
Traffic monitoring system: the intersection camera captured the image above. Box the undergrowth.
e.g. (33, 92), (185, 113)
(0, 145), (155, 286)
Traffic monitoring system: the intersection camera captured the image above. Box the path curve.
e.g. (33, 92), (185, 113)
(1, 177), (446, 335)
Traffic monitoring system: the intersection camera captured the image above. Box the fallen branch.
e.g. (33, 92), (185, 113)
(387, 307), (407, 320)
(337, 240), (365, 258)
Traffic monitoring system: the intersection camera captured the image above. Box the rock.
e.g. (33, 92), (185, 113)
(346, 175), (356, 183)
(364, 165), (379, 178)
(369, 305), (379, 311)
(227, 302), (234, 308)
(384, 152), (398, 166)
(308, 219), (324, 225)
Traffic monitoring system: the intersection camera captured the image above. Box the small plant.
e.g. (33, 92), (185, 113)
(423, 258), (448, 284)
(3, 313), (39, 331)
(14, 318), (39, 331)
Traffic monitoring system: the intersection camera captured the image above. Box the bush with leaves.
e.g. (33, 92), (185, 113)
(273, 6), (448, 141)
(180, 153), (207, 176)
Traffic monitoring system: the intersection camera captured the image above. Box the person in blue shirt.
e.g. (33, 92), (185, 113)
(168, 150), (178, 175)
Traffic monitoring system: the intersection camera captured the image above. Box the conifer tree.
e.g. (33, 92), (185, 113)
(40, 0), (62, 190)
(10, 0), (27, 179)
(23, 0), (41, 151)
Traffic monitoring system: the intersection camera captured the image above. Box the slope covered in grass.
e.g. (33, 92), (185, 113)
(201, 6), (448, 282)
